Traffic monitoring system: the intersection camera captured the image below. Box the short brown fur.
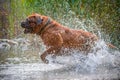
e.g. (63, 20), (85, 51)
(21, 13), (98, 63)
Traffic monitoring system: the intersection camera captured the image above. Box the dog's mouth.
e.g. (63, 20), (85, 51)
(24, 28), (33, 34)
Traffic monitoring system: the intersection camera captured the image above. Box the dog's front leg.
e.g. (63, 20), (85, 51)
(40, 46), (61, 63)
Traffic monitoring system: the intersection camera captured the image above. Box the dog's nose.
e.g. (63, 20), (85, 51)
(21, 22), (26, 28)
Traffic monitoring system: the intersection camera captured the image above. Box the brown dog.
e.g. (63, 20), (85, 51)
(21, 13), (98, 63)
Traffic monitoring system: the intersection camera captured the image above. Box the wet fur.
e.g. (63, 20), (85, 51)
(21, 13), (98, 63)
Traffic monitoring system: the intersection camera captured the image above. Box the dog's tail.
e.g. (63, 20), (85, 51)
(106, 43), (118, 50)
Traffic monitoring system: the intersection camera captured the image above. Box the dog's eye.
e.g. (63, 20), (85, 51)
(29, 20), (35, 23)
(29, 21), (32, 23)
(26, 19), (36, 25)
(26, 19), (32, 23)
(30, 21), (36, 24)
(28, 20), (32, 23)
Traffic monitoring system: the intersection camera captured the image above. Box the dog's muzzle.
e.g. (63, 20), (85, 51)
(21, 21), (33, 34)
(21, 22), (26, 28)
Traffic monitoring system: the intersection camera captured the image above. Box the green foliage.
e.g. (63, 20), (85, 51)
(67, 0), (120, 47)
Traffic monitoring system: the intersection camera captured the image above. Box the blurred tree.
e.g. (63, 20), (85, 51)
(0, 0), (10, 38)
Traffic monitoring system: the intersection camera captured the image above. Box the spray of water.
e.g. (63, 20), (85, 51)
(0, 11), (120, 79)
(46, 39), (120, 73)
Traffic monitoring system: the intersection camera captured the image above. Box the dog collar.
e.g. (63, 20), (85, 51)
(37, 18), (51, 35)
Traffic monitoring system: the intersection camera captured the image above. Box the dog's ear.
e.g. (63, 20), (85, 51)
(36, 17), (43, 25)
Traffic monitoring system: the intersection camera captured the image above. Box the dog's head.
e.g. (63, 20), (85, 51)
(21, 13), (48, 34)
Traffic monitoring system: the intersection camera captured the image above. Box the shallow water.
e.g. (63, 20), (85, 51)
(0, 38), (120, 80)
(0, 63), (119, 80)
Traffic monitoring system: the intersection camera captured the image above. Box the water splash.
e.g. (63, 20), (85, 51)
(1, 37), (120, 80)
(46, 39), (120, 73)
(0, 12), (120, 79)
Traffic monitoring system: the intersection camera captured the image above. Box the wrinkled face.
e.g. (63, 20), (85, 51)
(21, 14), (43, 34)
